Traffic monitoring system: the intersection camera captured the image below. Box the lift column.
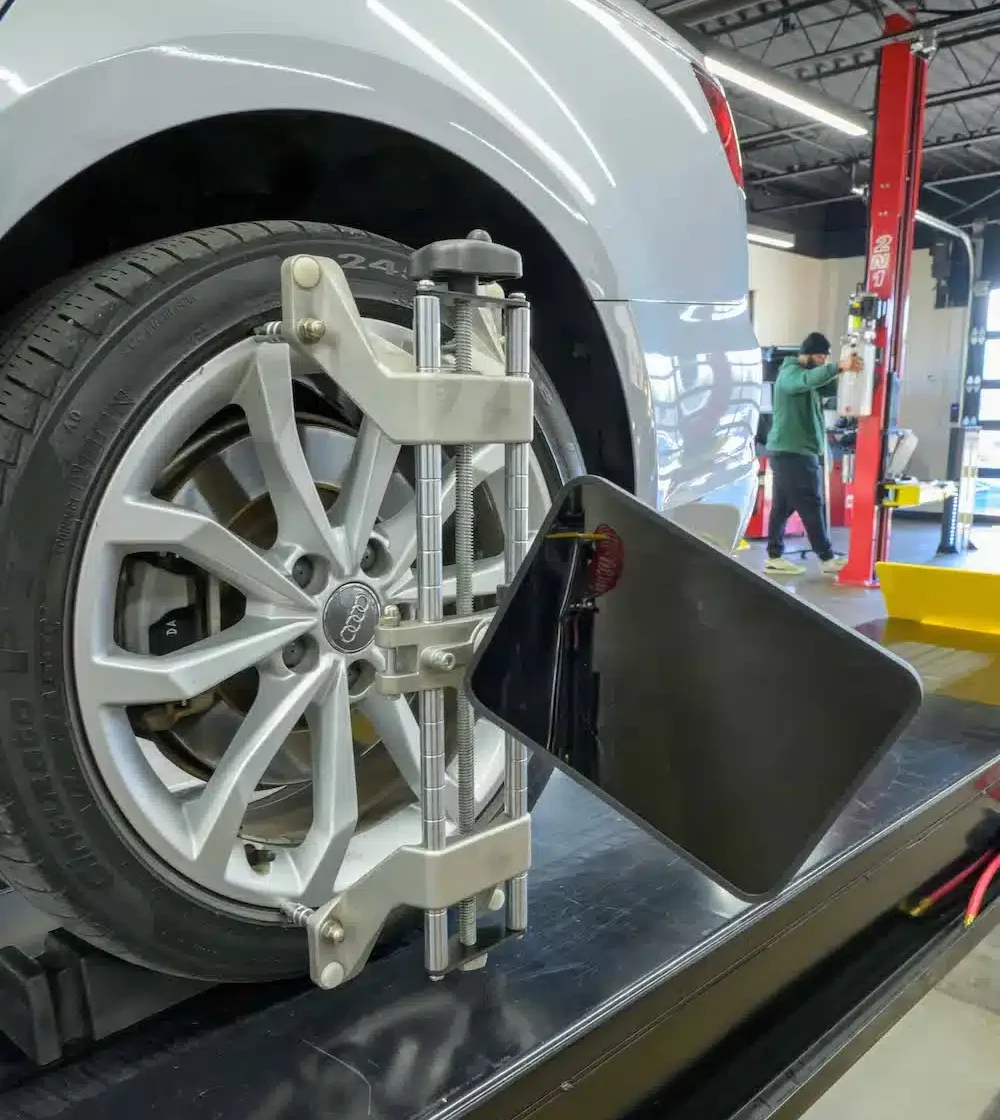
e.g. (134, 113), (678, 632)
(838, 13), (929, 588)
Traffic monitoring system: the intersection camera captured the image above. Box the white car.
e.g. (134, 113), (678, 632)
(0, 0), (760, 981)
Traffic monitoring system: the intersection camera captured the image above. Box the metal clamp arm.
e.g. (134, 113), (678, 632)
(280, 255), (533, 445)
(302, 816), (531, 988)
(375, 611), (493, 695)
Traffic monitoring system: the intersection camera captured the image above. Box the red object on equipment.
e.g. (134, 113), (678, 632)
(745, 454), (805, 541)
(838, 13), (928, 588)
(828, 458), (853, 529)
(587, 524), (624, 596)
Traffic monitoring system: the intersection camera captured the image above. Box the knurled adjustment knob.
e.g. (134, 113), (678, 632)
(409, 228), (522, 286)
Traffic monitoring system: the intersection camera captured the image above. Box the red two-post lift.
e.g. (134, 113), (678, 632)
(838, 12), (930, 588)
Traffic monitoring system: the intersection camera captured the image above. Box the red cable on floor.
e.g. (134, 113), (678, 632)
(907, 851), (994, 917)
(964, 852), (1000, 927)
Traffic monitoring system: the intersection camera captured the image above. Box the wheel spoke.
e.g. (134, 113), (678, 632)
(358, 692), (421, 798)
(186, 660), (331, 874)
(112, 495), (314, 609)
(390, 554), (505, 605)
(236, 346), (339, 560)
(329, 417), (400, 572)
(376, 443), (504, 592)
(295, 664), (360, 896)
(88, 613), (313, 706)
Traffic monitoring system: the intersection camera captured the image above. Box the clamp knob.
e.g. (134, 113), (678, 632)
(409, 229), (523, 289)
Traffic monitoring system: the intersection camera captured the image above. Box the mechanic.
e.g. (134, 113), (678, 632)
(763, 332), (859, 577)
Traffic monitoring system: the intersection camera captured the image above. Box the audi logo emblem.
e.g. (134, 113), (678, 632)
(323, 582), (380, 653)
(339, 594), (372, 642)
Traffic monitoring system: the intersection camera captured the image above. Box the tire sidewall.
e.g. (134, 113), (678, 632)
(0, 230), (578, 980)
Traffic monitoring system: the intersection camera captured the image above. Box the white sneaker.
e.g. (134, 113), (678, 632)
(764, 556), (806, 576)
(820, 555), (848, 575)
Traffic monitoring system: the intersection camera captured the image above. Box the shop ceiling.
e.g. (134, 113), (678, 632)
(645, 0), (1000, 253)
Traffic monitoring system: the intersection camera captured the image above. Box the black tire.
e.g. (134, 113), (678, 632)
(0, 220), (582, 981)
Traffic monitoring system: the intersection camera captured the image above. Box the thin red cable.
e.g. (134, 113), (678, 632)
(964, 852), (1000, 927)
(907, 851), (994, 917)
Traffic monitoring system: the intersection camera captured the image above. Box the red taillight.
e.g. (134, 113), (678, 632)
(694, 66), (744, 190)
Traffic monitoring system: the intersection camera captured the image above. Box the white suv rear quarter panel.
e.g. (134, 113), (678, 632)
(0, 0), (759, 532)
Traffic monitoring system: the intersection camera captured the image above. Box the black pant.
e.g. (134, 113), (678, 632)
(767, 451), (833, 561)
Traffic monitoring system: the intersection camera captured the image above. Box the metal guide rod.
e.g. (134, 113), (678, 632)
(454, 292), (479, 950)
(407, 228), (525, 961)
(504, 294), (532, 933)
(412, 279), (449, 976)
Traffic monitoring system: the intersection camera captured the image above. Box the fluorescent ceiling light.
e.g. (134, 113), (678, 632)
(705, 56), (869, 138)
(747, 225), (795, 250)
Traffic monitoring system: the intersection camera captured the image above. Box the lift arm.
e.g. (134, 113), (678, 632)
(839, 13), (929, 588)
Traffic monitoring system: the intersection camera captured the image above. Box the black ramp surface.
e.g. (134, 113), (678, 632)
(2, 689), (998, 1120)
(468, 477), (923, 899)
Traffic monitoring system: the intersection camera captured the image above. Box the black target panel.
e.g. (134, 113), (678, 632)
(467, 477), (922, 900)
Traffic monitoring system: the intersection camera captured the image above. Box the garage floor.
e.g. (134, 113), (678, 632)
(741, 520), (1000, 1120)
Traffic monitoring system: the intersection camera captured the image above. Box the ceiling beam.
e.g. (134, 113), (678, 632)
(774, 9), (1000, 77)
(649, 0), (758, 20)
(740, 121), (825, 147)
(927, 78), (1000, 110)
(946, 183), (1000, 222)
(929, 167), (1000, 188)
(789, 23), (1000, 84)
(753, 193), (857, 214)
(745, 129), (1000, 188)
(699, 0), (832, 35)
(737, 78), (1000, 151)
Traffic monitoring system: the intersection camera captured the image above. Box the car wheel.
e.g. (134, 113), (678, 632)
(0, 220), (582, 981)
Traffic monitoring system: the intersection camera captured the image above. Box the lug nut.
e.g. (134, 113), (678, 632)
(283, 641), (305, 669)
(320, 918), (346, 944)
(296, 317), (326, 343)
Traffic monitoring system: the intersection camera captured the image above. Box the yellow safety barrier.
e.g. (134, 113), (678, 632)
(876, 561), (1000, 636)
(881, 480), (956, 509)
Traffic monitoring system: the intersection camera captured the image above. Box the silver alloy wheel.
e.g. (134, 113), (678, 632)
(72, 327), (550, 911)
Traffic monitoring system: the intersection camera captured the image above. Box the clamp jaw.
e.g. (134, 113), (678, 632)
(265, 232), (535, 986)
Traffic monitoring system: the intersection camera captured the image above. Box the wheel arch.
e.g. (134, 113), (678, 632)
(0, 107), (637, 495)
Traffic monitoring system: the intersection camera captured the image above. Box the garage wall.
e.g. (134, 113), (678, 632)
(897, 251), (967, 479)
(748, 243), (828, 347)
(750, 245), (967, 478)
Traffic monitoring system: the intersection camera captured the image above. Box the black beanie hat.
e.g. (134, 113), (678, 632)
(800, 331), (831, 355)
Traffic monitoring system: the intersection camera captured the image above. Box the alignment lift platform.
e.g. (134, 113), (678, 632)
(1, 636), (999, 1120)
(1, 237), (1000, 1120)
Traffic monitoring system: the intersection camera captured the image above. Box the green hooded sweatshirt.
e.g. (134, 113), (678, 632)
(766, 356), (839, 458)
